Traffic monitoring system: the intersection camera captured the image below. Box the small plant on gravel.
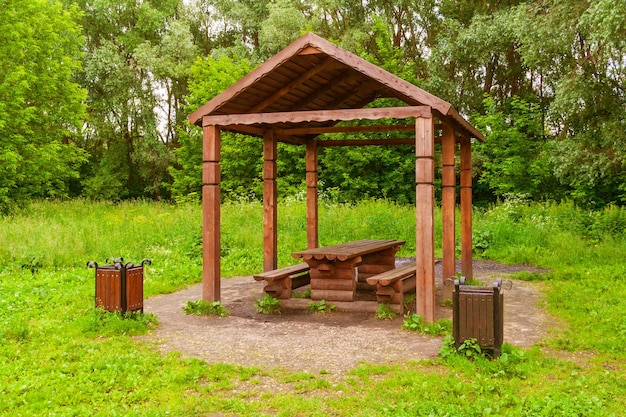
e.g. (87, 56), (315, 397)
(439, 335), (484, 359)
(308, 299), (335, 314)
(254, 294), (281, 314)
(375, 303), (397, 320)
(183, 300), (229, 317)
(402, 313), (451, 335)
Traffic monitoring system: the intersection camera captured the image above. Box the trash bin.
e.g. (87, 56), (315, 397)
(453, 277), (504, 357)
(87, 258), (151, 314)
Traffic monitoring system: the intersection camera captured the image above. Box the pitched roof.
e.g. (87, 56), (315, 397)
(189, 32), (483, 141)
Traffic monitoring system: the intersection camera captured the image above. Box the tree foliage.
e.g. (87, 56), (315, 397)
(74, 0), (197, 200)
(2, 0), (626, 208)
(0, 0), (87, 214)
(169, 55), (260, 201)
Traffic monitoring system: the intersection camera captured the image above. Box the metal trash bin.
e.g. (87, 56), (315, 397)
(87, 258), (151, 314)
(453, 277), (504, 357)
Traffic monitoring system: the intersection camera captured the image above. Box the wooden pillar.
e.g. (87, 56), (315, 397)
(202, 125), (221, 302)
(263, 130), (278, 271)
(415, 115), (436, 323)
(441, 122), (456, 301)
(460, 136), (473, 280)
(305, 140), (319, 249)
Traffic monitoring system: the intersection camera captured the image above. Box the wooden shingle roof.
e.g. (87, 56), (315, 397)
(189, 32), (483, 143)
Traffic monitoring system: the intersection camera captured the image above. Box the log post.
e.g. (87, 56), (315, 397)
(441, 122), (456, 301)
(306, 140), (319, 249)
(202, 125), (221, 302)
(460, 136), (473, 280)
(263, 130), (278, 271)
(415, 115), (436, 323)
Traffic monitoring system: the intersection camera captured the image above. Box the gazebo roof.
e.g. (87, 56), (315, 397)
(188, 32), (483, 143)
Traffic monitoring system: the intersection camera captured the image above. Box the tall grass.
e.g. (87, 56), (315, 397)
(0, 199), (200, 269)
(1, 199), (626, 415)
(472, 199), (626, 354)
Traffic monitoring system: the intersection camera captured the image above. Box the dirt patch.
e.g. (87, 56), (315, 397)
(137, 259), (551, 376)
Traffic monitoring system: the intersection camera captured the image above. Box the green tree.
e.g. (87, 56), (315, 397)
(171, 55), (260, 201)
(521, 0), (626, 206)
(0, 0), (87, 213)
(473, 96), (554, 201)
(74, 0), (193, 200)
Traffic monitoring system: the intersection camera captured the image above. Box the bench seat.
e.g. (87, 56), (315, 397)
(365, 263), (416, 287)
(365, 261), (442, 312)
(365, 263), (416, 311)
(253, 263), (310, 299)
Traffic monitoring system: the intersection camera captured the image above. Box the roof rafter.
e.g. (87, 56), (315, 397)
(248, 56), (339, 113)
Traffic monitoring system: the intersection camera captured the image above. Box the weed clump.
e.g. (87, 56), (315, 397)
(308, 299), (335, 314)
(254, 294), (281, 314)
(402, 313), (451, 335)
(375, 303), (397, 320)
(183, 300), (229, 317)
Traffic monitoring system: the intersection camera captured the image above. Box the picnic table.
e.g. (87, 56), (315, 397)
(292, 239), (405, 301)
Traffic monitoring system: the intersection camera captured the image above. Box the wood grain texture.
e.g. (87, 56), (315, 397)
(263, 131), (278, 271)
(202, 126), (221, 302)
(441, 122), (456, 301)
(460, 137), (473, 280)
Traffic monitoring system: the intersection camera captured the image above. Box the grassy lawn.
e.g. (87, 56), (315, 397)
(1, 199), (625, 416)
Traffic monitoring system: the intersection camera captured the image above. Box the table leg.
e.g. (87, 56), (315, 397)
(307, 257), (362, 301)
(357, 247), (400, 282)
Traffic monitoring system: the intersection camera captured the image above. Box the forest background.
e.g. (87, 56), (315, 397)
(1, 0), (625, 214)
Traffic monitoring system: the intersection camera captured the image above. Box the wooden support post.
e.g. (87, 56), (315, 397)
(202, 125), (221, 302)
(415, 115), (436, 323)
(263, 130), (278, 271)
(306, 140), (319, 249)
(441, 122), (456, 301)
(460, 136), (473, 280)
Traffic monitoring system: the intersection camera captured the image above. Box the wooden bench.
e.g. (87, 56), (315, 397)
(366, 260), (441, 313)
(253, 263), (310, 299)
(366, 263), (416, 309)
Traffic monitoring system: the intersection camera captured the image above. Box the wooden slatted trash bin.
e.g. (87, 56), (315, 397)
(453, 277), (504, 357)
(87, 258), (151, 314)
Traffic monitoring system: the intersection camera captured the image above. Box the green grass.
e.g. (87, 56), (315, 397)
(1, 198), (626, 415)
(473, 200), (626, 355)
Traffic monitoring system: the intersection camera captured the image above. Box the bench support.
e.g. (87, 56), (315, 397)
(366, 263), (417, 314)
(254, 264), (310, 299)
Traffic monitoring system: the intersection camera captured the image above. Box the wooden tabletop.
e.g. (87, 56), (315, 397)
(292, 239), (405, 262)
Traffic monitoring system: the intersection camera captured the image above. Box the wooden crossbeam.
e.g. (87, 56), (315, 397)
(202, 106), (431, 127)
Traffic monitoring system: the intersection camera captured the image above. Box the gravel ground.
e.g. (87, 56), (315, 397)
(136, 259), (551, 376)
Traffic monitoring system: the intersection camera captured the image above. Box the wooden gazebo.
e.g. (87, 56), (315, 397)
(188, 33), (483, 322)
